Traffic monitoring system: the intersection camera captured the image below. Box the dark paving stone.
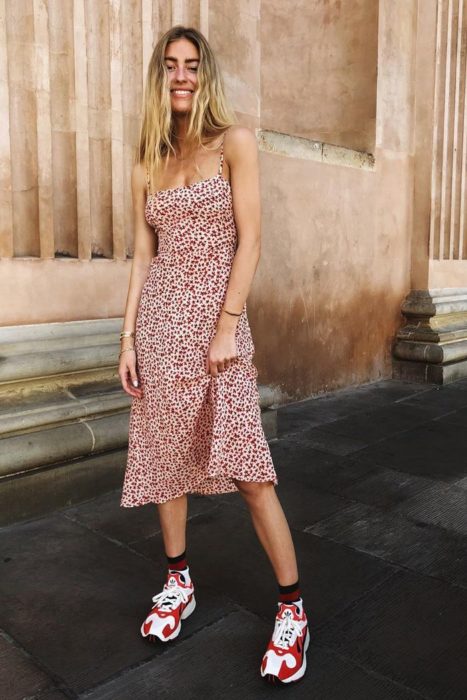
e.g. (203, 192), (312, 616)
(454, 474), (467, 491)
(35, 691), (70, 700)
(317, 568), (467, 699)
(391, 482), (467, 537)
(398, 386), (467, 415)
(79, 608), (423, 700)
(0, 634), (58, 700)
(306, 501), (467, 588)
(315, 403), (442, 443)
(0, 514), (236, 694)
(434, 406), (467, 427)
(131, 502), (395, 626)
(277, 381), (431, 438)
(346, 380), (434, 404)
(354, 421), (467, 482)
(340, 467), (435, 510)
(442, 378), (467, 392)
(293, 428), (368, 456)
(217, 478), (355, 532)
(270, 438), (378, 494)
(63, 490), (217, 546)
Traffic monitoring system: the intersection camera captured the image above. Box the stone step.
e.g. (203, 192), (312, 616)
(0, 319), (280, 526)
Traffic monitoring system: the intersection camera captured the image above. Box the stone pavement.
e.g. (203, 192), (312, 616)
(1, 378), (467, 699)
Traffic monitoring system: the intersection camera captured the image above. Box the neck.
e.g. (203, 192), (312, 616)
(171, 115), (192, 157)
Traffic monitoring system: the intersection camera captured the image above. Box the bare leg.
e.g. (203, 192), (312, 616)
(156, 493), (188, 557)
(233, 480), (298, 586)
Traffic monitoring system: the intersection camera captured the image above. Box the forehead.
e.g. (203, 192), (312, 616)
(164, 38), (199, 60)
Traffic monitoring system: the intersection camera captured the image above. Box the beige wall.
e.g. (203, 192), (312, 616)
(1, 0), (466, 399)
(261, 0), (378, 153)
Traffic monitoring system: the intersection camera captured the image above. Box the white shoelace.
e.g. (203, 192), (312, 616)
(151, 582), (191, 612)
(272, 611), (304, 650)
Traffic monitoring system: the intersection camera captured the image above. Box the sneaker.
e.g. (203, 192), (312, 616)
(260, 599), (310, 684)
(141, 569), (196, 642)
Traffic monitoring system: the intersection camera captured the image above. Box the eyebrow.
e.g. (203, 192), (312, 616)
(164, 56), (199, 63)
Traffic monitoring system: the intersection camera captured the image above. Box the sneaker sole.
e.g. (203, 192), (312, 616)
(262, 624), (310, 685)
(143, 594), (196, 643)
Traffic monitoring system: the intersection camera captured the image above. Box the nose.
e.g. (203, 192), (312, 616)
(174, 64), (189, 80)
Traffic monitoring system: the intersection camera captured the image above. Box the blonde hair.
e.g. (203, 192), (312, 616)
(137, 25), (238, 191)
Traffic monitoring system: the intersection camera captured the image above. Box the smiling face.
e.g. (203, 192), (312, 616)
(164, 38), (199, 114)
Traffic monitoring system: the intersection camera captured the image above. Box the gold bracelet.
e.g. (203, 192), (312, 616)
(222, 307), (242, 317)
(119, 347), (135, 358)
(120, 330), (135, 339)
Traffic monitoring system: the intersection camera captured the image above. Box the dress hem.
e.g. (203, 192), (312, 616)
(120, 475), (278, 508)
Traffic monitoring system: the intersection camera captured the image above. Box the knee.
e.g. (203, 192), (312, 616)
(234, 479), (274, 503)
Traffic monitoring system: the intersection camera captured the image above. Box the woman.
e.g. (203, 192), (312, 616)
(118, 25), (309, 685)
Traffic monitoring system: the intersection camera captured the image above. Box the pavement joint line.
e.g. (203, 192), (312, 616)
(279, 410), (465, 457)
(303, 518), (467, 594)
(311, 568), (401, 635)
(78, 605), (250, 698)
(125, 501), (223, 546)
(0, 626), (77, 699)
(60, 512), (159, 565)
(311, 641), (433, 700)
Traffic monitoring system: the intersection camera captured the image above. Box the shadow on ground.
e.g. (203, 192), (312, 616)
(1, 378), (467, 699)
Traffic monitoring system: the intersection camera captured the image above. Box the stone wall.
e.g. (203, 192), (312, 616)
(1, 0), (464, 399)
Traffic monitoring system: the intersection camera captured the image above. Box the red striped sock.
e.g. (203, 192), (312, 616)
(278, 579), (301, 603)
(166, 550), (188, 571)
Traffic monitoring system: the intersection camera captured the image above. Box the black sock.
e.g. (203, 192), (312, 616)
(278, 579), (301, 604)
(166, 550), (188, 571)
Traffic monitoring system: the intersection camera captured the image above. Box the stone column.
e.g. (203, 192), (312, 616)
(393, 0), (467, 383)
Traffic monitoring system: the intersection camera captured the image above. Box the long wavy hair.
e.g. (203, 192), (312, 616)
(136, 25), (238, 191)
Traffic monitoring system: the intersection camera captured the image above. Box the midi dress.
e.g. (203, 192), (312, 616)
(120, 132), (278, 507)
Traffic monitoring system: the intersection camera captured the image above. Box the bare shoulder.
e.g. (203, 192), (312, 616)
(224, 125), (258, 164)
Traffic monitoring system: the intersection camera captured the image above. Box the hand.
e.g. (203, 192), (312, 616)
(206, 329), (238, 377)
(119, 349), (143, 398)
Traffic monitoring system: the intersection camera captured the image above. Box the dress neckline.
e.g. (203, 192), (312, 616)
(147, 173), (231, 200)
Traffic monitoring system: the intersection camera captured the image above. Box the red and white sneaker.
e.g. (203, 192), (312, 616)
(140, 569), (196, 642)
(260, 599), (310, 684)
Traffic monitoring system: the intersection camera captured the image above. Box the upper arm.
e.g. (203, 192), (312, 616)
(131, 162), (157, 264)
(226, 126), (261, 248)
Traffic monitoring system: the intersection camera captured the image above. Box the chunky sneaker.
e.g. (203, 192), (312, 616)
(260, 599), (309, 684)
(140, 569), (196, 642)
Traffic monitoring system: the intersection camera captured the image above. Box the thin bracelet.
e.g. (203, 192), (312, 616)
(119, 347), (135, 358)
(120, 331), (135, 339)
(222, 307), (242, 317)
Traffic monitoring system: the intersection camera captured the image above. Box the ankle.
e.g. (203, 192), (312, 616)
(166, 549), (188, 571)
(278, 579), (301, 604)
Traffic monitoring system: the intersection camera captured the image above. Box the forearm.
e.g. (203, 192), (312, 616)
(217, 240), (261, 335)
(121, 259), (152, 348)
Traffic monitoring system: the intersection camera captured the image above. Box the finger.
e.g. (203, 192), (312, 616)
(123, 369), (142, 397)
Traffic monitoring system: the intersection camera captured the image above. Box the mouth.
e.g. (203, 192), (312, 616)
(171, 89), (194, 98)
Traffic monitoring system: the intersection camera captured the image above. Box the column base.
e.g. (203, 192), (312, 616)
(392, 289), (467, 385)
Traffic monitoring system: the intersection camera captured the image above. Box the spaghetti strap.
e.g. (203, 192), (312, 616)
(218, 132), (226, 176)
(146, 166), (151, 195)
